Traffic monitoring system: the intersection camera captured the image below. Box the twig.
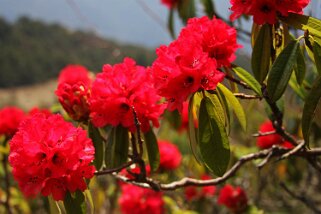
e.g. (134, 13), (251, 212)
(279, 140), (306, 160)
(252, 131), (277, 137)
(110, 147), (321, 191)
(233, 93), (262, 100)
(94, 161), (134, 176)
(280, 182), (321, 214)
(225, 74), (252, 90)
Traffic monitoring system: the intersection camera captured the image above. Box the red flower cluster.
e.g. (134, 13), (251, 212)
(161, 0), (179, 8)
(0, 107), (25, 137)
(28, 107), (51, 118)
(230, 0), (310, 24)
(119, 184), (164, 214)
(185, 174), (216, 201)
(158, 140), (182, 170)
(152, 16), (239, 111)
(9, 113), (95, 201)
(90, 58), (165, 132)
(218, 184), (248, 213)
(257, 121), (293, 149)
(55, 64), (92, 121)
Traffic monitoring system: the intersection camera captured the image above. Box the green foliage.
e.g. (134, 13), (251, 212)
(88, 122), (104, 170)
(0, 17), (155, 88)
(144, 128), (160, 172)
(313, 40), (321, 75)
(267, 40), (299, 102)
(198, 96), (230, 176)
(105, 126), (129, 168)
(252, 24), (271, 83)
(302, 77), (321, 144)
(178, 0), (196, 23)
(294, 45), (306, 85)
(63, 191), (86, 214)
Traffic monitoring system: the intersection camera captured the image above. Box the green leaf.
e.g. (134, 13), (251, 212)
(267, 40), (299, 102)
(198, 97), (230, 176)
(280, 13), (321, 43)
(105, 126), (129, 168)
(294, 45), (306, 85)
(217, 84), (247, 131)
(63, 191), (86, 214)
(167, 9), (175, 39)
(232, 65), (262, 96)
(48, 196), (62, 214)
(188, 94), (202, 163)
(165, 109), (182, 129)
(289, 72), (307, 100)
(88, 122), (104, 170)
(201, 0), (215, 17)
(177, 0), (196, 23)
(144, 128), (160, 172)
(84, 190), (94, 214)
(302, 77), (321, 144)
(252, 24), (271, 83)
(313, 40), (321, 75)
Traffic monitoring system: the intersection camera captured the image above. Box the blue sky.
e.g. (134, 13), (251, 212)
(0, 0), (231, 47)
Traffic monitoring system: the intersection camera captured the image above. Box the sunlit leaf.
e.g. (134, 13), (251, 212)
(144, 128), (160, 172)
(252, 24), (271, 83)
(267, 40), (299, 102)
(302, 77), (321, 144)
(217, 84), (247, 131)
(232, 65), (263, 96)
(198, 96), (230, 176)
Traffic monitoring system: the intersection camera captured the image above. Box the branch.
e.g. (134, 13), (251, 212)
(111, 146), (321, 191)
(94, 161), (134, 176)
(233, 93), (262, 100)
(225, 74), (252, 90)
(252, 130), (277, 137)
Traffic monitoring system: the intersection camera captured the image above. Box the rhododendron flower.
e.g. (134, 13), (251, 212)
(230, 0), (310, 24)
(28, 107), (51, 117)
(161, 0), (178, 8)
(218, 185), (248, 213)
(152, 16), (238, 111)
(158, 140), (182, 170)
(184, 174), (216, 201)
(119, 165), (151, 181)
(9, 113), (95, 201)
(0, 107), (25, 137)
(90, 58), (165, 132)
(257, 121), (293, 149)
(55, 64), (92, 121)
(119, 184), (164, 214)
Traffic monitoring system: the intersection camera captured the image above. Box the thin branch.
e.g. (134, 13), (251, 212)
(94, 161), (134, 176)
(252, 131), (277, 137)
(280, 182), (321, 214)
(109, 147), (321, 191)
(233, 93), (262, 100)
(225, 74), (252, 90)
(279, 140), (306, 160)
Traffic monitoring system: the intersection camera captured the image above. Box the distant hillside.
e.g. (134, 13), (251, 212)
(0, 17), (156, 88)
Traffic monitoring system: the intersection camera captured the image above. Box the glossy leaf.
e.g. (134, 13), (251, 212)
(217, 83), (247, 131)
(280, 13), (321, 43)
(294, 45), (306, 85)
(88, 122), (104, 170)
(188, 94), (202, 163)
(267, 40), (299, 102)
(313, 40), (321, 75)
(105, 126), (129, 168)
(302, 77), (321, 144)
(144, 128), (160, 172)
(167, 8), (175, 39)
(63, 191), (86, 214)
(201, 0), (215, 17)
(252, 24), (271, 83)
(198, 97), (230, 176)
(177, 0), (196, 23)
(232, 65), (263, 96)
